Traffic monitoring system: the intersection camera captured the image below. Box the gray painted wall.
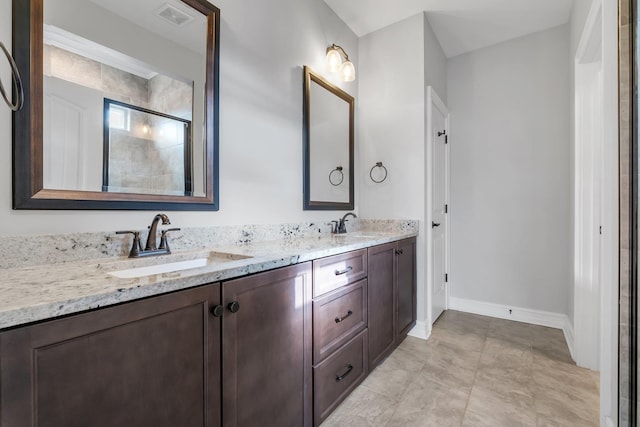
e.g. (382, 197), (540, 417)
(447, 25), (571, 314)
(0, 0), (358, 235)
(358, 13), (447, 327)
(424, 14), (447, 101)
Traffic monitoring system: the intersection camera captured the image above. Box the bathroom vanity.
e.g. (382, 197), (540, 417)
(3, 0), (418, 424)
(0, 230), (416, 427)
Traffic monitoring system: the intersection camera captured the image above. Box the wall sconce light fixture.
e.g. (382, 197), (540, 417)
(325, 44), (355, 82)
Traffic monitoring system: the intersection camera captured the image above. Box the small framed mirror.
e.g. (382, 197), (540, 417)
(12, 0), (220, 210)
(303, 66), (354, 210)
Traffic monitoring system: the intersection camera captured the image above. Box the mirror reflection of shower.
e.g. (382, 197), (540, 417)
(103, 99), (192, 196)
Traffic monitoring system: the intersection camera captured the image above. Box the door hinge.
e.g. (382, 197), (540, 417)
(599, 226), (602, 235)
(444, 204), (448, 214)
(445, 135), (448, 144)
(445, 273), (448, 283)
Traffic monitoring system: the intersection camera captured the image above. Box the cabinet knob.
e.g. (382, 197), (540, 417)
(211, 305), (224, 317)
(228, 301), (241, 313)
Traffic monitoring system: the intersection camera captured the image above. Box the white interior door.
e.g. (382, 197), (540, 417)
(44, 76), (103, 191)
(428, 87), (449, 323)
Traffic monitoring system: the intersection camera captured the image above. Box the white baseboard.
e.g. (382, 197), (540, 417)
(448, 297), (573, 350)
(563, 317), (575, 361)
(408, 321), (431, 340)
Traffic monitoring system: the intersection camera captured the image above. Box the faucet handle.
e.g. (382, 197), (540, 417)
(116, 231), (142, 258)
(331, 220), (339, 234)
(159, 228), (181, 251)
(161, 227), (181, 234)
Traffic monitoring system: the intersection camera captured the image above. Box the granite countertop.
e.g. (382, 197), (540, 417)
(0, 231), (416, 331)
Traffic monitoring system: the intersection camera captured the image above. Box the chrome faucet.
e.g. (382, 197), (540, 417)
(333, 212), (357, 234)
(116, 213), (180, 258)
(145, 213), (171, 250)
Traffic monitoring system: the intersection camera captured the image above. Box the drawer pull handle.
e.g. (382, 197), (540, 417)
(335, 364), (354, 382)
(335, 310), (353, 323)
(334, 266), (353, 275)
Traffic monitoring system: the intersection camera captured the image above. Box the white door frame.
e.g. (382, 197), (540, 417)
(574, 0), (604, 372)
(600, 0), (619, 423)
(425, 86), (450, 328)
(573, 0), (603, 371)
(574, 0), (618, 424)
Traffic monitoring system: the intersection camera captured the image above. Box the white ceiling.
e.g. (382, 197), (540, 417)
(322, 0), (574, 58)
(90, 0), (207, 55)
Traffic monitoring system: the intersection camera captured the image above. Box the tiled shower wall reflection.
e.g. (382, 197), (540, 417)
(44, 45), (193, 117)
(619, 0), (632, 424)
(108, 112), (187, 196)
(44, 45), (194, 195)
(44, 45), (149, 107)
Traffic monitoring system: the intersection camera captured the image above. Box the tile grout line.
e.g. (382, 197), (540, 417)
(380, 346), (431, 426)
(459, 324), (490, 425)
(322, 312), (597, 426)
(529, 333), (539, 426)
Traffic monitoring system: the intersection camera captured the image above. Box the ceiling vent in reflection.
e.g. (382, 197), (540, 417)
(155, 4), (194, 26)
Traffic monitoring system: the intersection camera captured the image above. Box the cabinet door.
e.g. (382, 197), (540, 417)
(222, 263), (312, 427)
(0, 284), (221, 427)
(367, 242), (396, 369)
(396, 237), (417, 342)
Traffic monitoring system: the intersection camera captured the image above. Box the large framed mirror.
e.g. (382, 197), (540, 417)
(12, 0), (220, 210)
(303, 66), (354, 210)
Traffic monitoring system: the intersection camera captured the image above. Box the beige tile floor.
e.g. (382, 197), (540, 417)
(322, 310), (600, 427)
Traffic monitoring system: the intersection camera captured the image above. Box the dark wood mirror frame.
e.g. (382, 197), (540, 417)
(12, 0), (220, 210)
(626, 0), (637, 422)
(303, 66), (354, 211)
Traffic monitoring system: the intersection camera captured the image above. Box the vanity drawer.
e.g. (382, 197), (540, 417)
(313, 279), (367, 363)
(313, 249), (367, 297)
(313, 329), (368, 427)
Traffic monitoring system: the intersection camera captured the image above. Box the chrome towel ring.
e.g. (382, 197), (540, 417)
(0, 41), (24, 112)
(370, 162), (388, 183)
(329, 166), (344, 186)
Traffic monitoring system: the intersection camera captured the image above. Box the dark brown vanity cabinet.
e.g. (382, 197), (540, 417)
(221, 262), (312, 427)
(311, 250), (369, 426)
(396, 237), (417, 342)
(367, 242), (397, 368)
(0, 283), (222, 427)
(367, 237), (417, 370)
(0, 263), (314, 427)
(0, 241), (414, 427)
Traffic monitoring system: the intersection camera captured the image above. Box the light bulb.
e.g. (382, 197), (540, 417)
(341, 60), (355, 82)
(326, 48), (342, 73)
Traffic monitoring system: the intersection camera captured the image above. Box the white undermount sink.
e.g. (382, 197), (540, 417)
(107, 251), (252, 279)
